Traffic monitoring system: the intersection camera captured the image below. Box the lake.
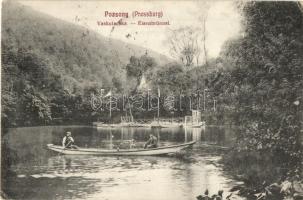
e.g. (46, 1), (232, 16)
(2, 125), (244, 200)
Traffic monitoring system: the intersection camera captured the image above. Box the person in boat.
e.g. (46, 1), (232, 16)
(62, 131), (77, 149)
(129, 139), (136, 149)
(144, 134), (158, 149)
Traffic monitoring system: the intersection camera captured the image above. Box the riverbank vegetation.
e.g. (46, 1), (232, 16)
(216, 2), (303, 199)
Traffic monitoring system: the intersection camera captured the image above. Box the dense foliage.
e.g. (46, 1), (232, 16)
(1, 1), (170, 127)
(210, 2), (303, 194)
(126, 54), (157, 90)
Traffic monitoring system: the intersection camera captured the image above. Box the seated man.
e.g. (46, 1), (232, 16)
(144, 134), (158, 149)
(62, 131), (77, 149)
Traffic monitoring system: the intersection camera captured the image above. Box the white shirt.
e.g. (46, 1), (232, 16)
(62, 136), (74, 147)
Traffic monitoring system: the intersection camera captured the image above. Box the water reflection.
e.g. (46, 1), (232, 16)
(185, 127), (202, 142)
(2, 125), (241, 200)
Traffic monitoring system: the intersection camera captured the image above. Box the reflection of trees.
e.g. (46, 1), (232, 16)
(120, 127), (135, 140)
(200, 126), (228, 146)
(191, 127), (202, 142)
(91, 128), (102, 147)
(1, 139), (18, 189)
(4, 127), (53, 165)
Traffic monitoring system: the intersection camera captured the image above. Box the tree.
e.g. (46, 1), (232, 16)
(126, 54), (157, 91)
(166, 2), (210, 67)
(20, 86), (52, 125)
(217, 1), (303, 179)
(196, 1), (211, 67)
(167, 27), (201, 67)
(152, 62), (190, 94)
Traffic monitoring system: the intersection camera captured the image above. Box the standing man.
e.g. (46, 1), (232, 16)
(62, 131), (75, 148)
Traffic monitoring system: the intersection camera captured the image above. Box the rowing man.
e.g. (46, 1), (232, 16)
(62, 131), (76, 149)
(144, 134), (158, 149)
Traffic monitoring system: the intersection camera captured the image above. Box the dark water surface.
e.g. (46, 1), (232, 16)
(2, 126), (244, 200)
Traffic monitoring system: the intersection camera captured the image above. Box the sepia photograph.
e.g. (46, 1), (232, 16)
(1, 0), (303, 199)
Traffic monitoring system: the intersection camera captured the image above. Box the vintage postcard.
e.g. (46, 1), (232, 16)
(1, 0), (302, 200)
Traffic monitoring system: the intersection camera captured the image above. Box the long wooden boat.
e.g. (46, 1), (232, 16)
(47, 141), (196, 156)
(93, 122), (151, 128)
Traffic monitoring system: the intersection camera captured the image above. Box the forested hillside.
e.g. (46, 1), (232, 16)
(1, 1), (170, 127)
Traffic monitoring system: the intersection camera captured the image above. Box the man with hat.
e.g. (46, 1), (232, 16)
(62, 131), (75, 149)
(144, 134), (158, 149)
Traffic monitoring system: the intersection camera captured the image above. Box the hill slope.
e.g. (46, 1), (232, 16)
(1, 1), (171, 93)
(1, 1), (171, 126)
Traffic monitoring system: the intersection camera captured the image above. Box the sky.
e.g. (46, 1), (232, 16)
(19, 0), (242, 60)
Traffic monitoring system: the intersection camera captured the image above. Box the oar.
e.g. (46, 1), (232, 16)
(58, 141), (72, 156)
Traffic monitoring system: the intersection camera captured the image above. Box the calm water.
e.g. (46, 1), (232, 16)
(2, 126), (244, 200)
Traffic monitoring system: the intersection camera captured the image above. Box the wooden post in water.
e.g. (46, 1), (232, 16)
(157, 87), (160, 123)
(198, 90), (201, 110)
(122, 94), (125, 111)
(109, 89), (112, 119)
(147, 89), (151, 111)
(109, 129), (113, 149)
(203, 88), (208, 111)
